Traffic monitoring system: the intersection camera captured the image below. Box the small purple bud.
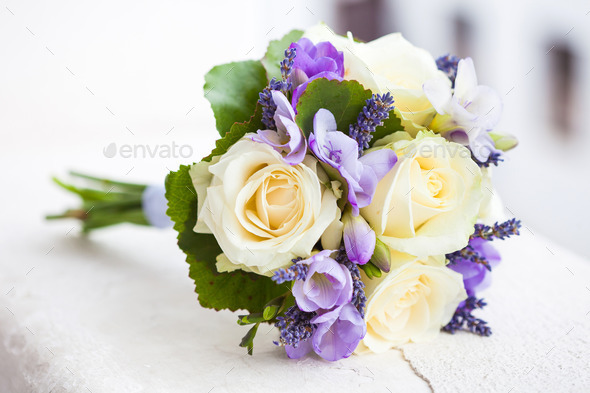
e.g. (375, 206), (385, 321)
(342, 209), (375, 265)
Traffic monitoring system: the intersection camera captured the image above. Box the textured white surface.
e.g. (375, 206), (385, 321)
(1, 169), (589, 393)
(401, 230), (590, 392)
(0, 221), (429, 393)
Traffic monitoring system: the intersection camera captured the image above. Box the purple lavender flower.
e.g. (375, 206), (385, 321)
(472, 218), (521, 241)
(289, 38), (345, 107)
(349, 93), (395, 155)
(448, 238), (501, 296)
(275, 305), (316, 358)
(342, 208), (375, 265)
(443, 296), (491, 336)
(309, 109), (397, 215)
(292, 250), (353, 312)
(311, 303), (366, 361)
(254, 90), (306, 165)
(436, 54), (461, 87)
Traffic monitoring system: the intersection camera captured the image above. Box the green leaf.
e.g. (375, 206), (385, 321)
(295, 78), (372, 137)
(368, 110), (404, 147)
(237, 312), (266, 326)
(239, 323), (260, 356)
(261, 29), (303, 80)
(165, 165), (290, 313)
(203, 60), (268, 137)
(202, 104), (263, 162)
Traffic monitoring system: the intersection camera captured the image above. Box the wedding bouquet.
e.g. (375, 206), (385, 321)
(49, 23), (521, 361)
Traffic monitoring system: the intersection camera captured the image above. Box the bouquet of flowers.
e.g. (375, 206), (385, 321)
(49, 23), (521, 361)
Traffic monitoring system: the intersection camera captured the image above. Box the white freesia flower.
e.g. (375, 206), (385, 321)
(357, 257), (466, 353)
(361, 131), (483, 259)
(424, 57), (503, 162)
(304, 23), (451, 132)
(190, 137), (340, 276)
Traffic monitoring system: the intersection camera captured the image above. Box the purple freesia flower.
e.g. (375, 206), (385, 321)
(285, 339), (313, 359)
(311, 303), (366, 361)
(292, 250), (353, 312)
(254, 90), (306, 165)
(342, 209), (375, 265)
(283, 303), (366, 361)
(449, 238), (501, 296)
(289, 38), (345, 107)
(309, 109), (397, 215)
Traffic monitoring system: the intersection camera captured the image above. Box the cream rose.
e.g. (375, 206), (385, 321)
(361, 131), (483, 259)
(303, 23), (450, 132)
(190, 137), (340, 276)
(357, 257), (466, 353)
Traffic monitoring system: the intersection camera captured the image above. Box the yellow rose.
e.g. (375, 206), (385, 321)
(190, 137), (340, 276)
(361, 131), (483, 259)
(357, 257), (466, 353)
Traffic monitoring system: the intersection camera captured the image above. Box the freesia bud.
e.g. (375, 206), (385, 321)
(370, 238), (392, 273)
(489, 132), (518, 152)
(342, 208), (376, 265)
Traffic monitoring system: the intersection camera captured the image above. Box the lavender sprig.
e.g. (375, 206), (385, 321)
(473, 152), (503, 168)
(258, 47), (297, 130)
(436, 54), (461, 87)
(258, 78), (283, 130)
(446, 245), (491, 271)
(280, 47), (296, 86)
(349, 92), (395, 155)
(271, 258), (309, 284)
(274, 306), (316, 348)
(336, 247), (367, 318)
(471, 218), (521, 242)
(446, 219), (521, 270)
(443, 296), (491, 336)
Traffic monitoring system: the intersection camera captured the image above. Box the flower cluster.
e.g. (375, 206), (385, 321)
(46, 24), (524, 362)
(169, 24), (522, 361)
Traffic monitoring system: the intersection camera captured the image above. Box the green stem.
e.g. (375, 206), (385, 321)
(69, 171), (147, 192)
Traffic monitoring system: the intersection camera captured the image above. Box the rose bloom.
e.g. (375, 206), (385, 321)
(190, 137), (340, 275)
(361, 131), (483, 259)
(303, 23), (451, 131)
(356, 257), (466, 353)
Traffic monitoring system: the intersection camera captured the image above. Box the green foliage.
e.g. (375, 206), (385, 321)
(261, 29), (303, 80)
(239, 323), (260, 356)
(202, 104), (263, 162)
(295, 79), (372, 136)
(203, 60), (268, 137)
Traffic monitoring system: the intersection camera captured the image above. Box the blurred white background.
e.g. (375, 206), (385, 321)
(1, 0), (588, 257)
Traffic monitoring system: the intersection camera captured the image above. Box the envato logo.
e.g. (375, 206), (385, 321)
(103, 142), (193, 159)
(399, 143), (492, 160)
